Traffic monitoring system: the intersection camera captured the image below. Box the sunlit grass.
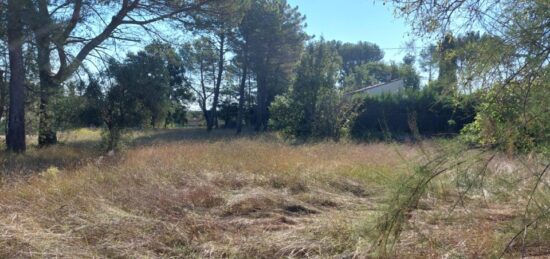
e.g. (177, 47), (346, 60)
(0, 128), (547, 257)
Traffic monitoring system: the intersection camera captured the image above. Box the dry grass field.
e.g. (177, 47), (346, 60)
(0, 128), (548, 258)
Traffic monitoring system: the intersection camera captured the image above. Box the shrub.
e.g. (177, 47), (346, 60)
(461, 78), (550, 154)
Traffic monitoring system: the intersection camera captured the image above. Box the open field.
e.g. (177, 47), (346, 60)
(0, 128), (548, 258)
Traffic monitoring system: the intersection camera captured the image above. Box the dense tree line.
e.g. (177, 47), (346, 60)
(1, 0), (226, 152)
(0, 0), (310, 152)
(0, 0), (547, 154)
(269, 36), (477, 141)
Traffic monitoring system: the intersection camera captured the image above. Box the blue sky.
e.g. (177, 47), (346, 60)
(286, 0), (412, 63)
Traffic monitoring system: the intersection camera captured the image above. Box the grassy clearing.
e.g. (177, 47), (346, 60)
(0, 128), (548, 258)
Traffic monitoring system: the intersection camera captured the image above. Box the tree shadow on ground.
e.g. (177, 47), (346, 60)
(0, 140), (103, 178)
(130, 127), (265, 147)
(0, 127), (268, 178)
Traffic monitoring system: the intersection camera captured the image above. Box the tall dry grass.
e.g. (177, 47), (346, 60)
(0, 128), (547, 258)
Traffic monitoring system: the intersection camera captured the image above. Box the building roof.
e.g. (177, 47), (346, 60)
(344, 79), (404, 96)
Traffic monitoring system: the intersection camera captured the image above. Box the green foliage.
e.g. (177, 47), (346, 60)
(52, 80), (104, 131)
(461, 77), (550, 155)
(437, 33), (458, 94)
(269, 95), (302, 136)
(102, 42), (192, 150)
(459, 114), (485, 146)
(312, 87), (341, 139)
(269, 39), (342, 140)
(80, 80), (104, 127)
(165, 105), (189, 127)
(333, 41), (384, 82)
(218, 100), (239, 128)
(270, 38), (424, 141)
(240, 0), (308, 130)
(338, 96), (363, 139)
(390, 0), (550, 154)
(343, 62), (399, 91)
(52, 94), (86, 130)
(399, 63), (420, 90)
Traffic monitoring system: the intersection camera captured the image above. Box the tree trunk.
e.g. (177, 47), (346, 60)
(203, 109), (211, 130)
(255, 75), (268, 132)
(36, 37), (58, 147)
(209, 32), (226, 132)
(198, 61), (212, 131)
(6, 0), (26, 153)
(0, 71), (7, 122)
(247, 73), (252, 114)
(151, 114), (157, 128)
(34, 0), (58, 147)
(236, 60), (247, 134)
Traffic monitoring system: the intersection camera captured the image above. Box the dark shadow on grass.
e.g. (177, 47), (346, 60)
(131, 127), (262, 147)
(0, 127), (263, 178)
(0, 138), (104, 178)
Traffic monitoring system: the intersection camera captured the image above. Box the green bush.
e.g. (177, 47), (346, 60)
(269, 39), (342, 140)
(461, 78), (550, 154)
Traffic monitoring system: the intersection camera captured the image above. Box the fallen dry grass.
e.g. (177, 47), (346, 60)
(0, 128), (547, 258)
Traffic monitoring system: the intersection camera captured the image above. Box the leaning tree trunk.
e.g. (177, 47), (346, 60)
(6, 0), (26, 153)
